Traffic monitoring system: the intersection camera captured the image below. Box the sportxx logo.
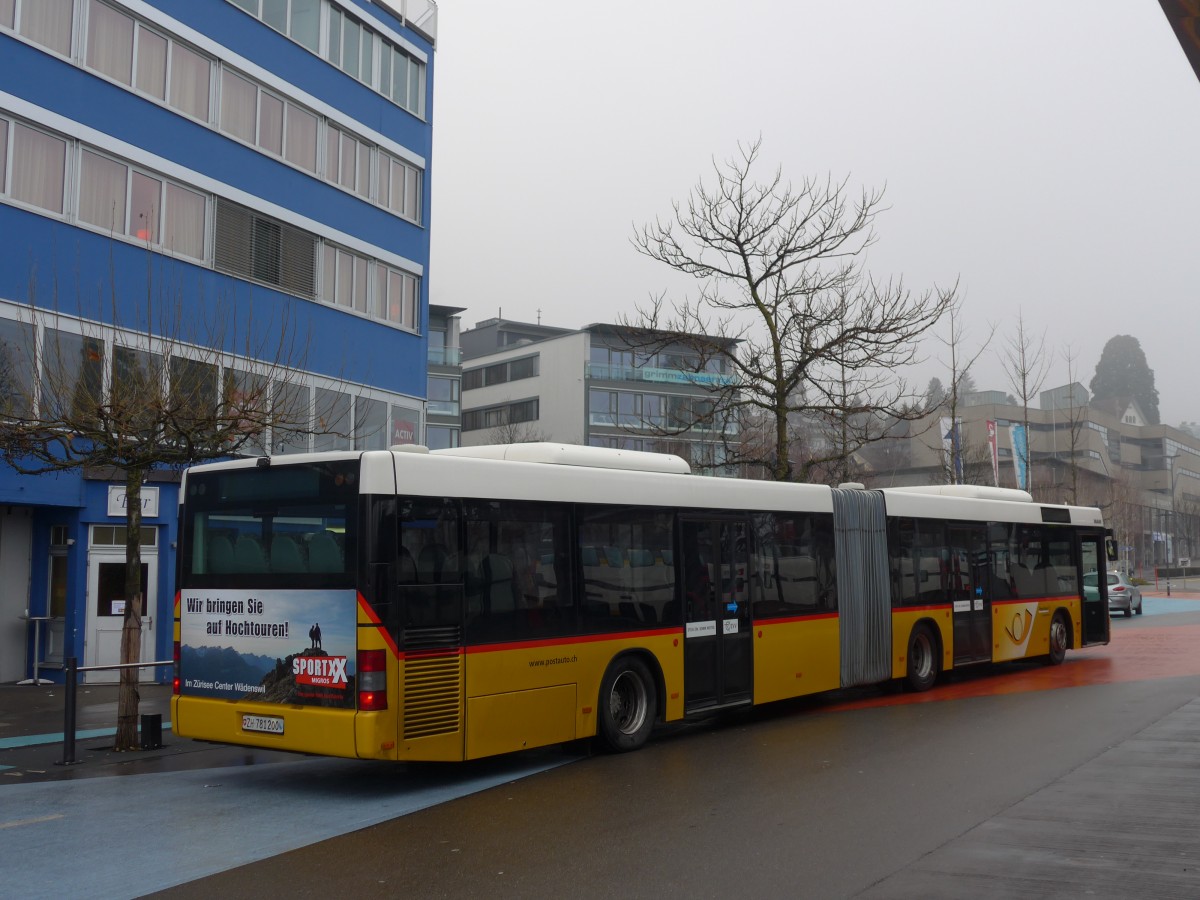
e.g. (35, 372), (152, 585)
(1005, 608), (1034, 645)
(293, 656), (349, 687)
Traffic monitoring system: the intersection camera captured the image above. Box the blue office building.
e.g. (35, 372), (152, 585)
(0, 0), (437, 682)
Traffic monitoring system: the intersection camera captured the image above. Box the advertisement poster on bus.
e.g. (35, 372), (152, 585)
(179, 589), (358, 708)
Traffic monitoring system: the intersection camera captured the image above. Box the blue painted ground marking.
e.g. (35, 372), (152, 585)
(0, 723), (172, 751)
(0, 751), (579, 897)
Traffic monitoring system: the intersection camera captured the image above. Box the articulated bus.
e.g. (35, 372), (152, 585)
(171, 443), (1111, 759)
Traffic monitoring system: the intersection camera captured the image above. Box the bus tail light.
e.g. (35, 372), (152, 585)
(357, 649), (387, 711)
(173, 640), (181, 695)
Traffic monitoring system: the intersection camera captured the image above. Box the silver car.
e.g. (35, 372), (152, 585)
(1083, 570), (1143, 617)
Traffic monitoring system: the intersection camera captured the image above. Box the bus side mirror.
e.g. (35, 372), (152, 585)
(1104, 538), (1118, 562)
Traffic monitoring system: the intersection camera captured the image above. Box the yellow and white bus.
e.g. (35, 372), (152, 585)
(171, 443), (1111, 760)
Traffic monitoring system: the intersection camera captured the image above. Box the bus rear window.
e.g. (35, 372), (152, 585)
(181, 461), (358, 584)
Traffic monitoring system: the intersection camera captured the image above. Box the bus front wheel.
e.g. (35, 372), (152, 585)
(905, 625), (939, 692)
(597, 657), (657, 752)
(1047, 612), (1070, 665)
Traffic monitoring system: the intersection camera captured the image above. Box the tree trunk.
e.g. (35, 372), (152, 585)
(114, 469), (144, 751)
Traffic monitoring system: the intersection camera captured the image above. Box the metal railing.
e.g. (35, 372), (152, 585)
(59, 656), (173, 765)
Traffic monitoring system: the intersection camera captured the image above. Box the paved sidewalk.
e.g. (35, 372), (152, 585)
(0, 682), (292, 782)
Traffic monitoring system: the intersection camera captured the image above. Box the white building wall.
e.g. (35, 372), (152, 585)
(461, 333), (588, 446)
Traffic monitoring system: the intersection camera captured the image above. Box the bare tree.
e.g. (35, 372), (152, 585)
(1000, 310), (1050, 495)
(487, 419), (550, 444)
(627, 139), (957, 482)
(0, 285), (332, 750)
(931, 298), (995, 484)
(1058, 345), (1088, 505)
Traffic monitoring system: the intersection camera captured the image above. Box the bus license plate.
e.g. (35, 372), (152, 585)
(242, 714), (284, 735)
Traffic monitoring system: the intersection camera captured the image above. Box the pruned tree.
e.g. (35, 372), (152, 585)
(1000, 310), (1050, 495)
(626, 139), (957, 482)
(0, 284), (334, 750)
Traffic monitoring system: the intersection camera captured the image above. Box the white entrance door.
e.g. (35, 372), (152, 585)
(85, 546), (158, 684)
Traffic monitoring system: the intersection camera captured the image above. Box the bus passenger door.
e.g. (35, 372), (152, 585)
(947, 523), (991, 664)
(1079, 532), (1111, 646)
(681, 518), (752, 712)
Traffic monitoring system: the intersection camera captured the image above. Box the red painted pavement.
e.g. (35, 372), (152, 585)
(824, 623), (1200, 712)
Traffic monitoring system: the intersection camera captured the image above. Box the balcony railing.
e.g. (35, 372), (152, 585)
(378, 0), (439, 42)
(428, 346), (461, 366)
(586, 362), (737, 388)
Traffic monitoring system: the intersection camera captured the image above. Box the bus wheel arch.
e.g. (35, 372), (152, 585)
(1047, 609), (1072, 665)
(596, 652), (660, 753)
(905, 620), (941, 692)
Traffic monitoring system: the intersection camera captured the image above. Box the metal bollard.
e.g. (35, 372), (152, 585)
(60, 656), (79, 766)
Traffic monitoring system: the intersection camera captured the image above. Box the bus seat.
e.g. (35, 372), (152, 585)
(481, 554), (519, 614)
(581, 546), (599, 566)
(397, 547), (418, 583)
(418, 544), (449, 583)
(308, 532), (343, 573)
(233, 535), (267, 573)
(208, 536), (235, 573)
(628, 549), (654, 568)
(270, 535), (305, 573)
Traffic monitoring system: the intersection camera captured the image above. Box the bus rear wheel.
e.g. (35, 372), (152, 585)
(597, 657), (657, 752)
(1047, 612), (1070, 665)
(905, 625), (939, 692)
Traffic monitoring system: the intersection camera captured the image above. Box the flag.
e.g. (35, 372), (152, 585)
(986, 420), (999, 486)
(1010, 423), (1029, 490)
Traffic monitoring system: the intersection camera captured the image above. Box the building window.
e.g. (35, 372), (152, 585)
(78, 150), (128, 233)
(214, 198), (316, 298)
(463, 355), (539, 391)
(168, 42), (212, 122)
(463, 399), (539, 432)
(0, 316), (35, 418)
(13, 0), (73, 56)
(40, 329), (104, 423)
(377, 264), (419, 329)
(80, 4), (187, 108)
(86, 0), (134, 84)
(377, 151), (421, 223)
(355, 395), (387, 450)
(391, 404), (420, 445)
(313, 387), (351, 451)
(327, 6), (375, 85)
(325, 124), (371, 198)
(219, 67), (317, 172)
(427, 376), (460, 415)
(425, 425), (458, 450)
(321, 244), (369, 314)
(8, 123), (66, 214)
(77, 151), (207, 260)
(227, 0), (426, 118)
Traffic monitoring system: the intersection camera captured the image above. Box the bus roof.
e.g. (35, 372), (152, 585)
(183, 447), (1105, 527)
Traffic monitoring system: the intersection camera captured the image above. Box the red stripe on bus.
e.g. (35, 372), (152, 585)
(991, 596), (1073, 607)
(357, 592), (401, 658)
(465, 627), (681, 655)
(752, 612), (840, 626)
(894, 603), (952, 613)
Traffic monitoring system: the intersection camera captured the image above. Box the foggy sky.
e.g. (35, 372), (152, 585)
(428, 1), (1200, 425)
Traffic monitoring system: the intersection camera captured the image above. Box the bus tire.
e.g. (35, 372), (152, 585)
(597, 656), (657, 752)
(1047, 611), (1070, 665)
(905, 624), (939, 692)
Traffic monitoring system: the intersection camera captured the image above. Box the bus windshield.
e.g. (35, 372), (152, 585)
(180, 459), (359, 587)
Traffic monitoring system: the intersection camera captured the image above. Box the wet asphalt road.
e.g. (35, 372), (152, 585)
(147, 603), (1200, 900)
